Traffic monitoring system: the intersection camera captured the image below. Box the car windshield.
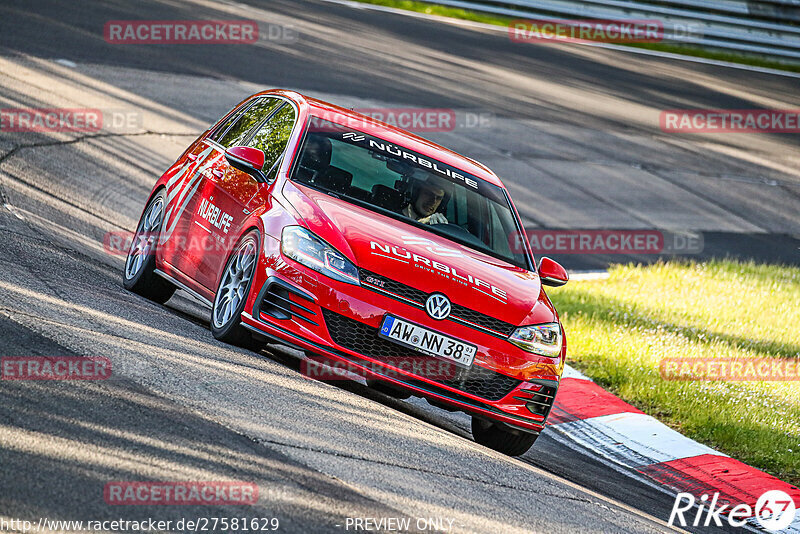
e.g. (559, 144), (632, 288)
(289, 117), (530, 269)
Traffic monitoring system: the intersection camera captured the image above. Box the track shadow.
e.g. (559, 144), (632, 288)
(0, 315), (415, 532)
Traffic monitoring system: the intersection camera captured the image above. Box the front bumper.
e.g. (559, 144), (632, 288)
(241, 255), (562, 432)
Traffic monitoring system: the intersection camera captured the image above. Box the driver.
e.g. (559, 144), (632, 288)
(402, 174), (449, 225)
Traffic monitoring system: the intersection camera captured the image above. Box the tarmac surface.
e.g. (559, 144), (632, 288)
(0, 0), (797, 532)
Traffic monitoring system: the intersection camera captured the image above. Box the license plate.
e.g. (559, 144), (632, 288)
(379, 315), (476, 368)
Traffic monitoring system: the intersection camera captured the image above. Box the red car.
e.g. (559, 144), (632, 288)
(124, 89), (569, 455)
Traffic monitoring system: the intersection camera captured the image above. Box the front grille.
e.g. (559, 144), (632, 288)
(449, 302), (518, 336)
(358, 269), (517, 336)
(359, 269), (428, 303)
(321, 308), (521, 401)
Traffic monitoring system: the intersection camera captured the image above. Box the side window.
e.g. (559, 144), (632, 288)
(488, 201), (515, 258)
(246, 104), (296, 177)
(216, 97), (282, 148)
(209, 100), (252, 143)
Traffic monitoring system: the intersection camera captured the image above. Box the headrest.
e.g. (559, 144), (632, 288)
(302, 136), (332, 169)
(371, 184), (403, 210)
(316, 166), (352, 194)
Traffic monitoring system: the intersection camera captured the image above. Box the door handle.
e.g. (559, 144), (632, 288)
(187, 153), (198, 161)
(211, 169), (224, 178)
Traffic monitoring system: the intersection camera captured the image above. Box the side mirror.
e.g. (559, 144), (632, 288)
(538, 257), (568, 287)
(225, 146), (267, 182)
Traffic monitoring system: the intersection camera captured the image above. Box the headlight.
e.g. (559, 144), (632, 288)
(281, 226), (360, 285)
(508, 323), (562, 357)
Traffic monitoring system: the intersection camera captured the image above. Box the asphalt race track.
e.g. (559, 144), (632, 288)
(0, 0), (798, 532)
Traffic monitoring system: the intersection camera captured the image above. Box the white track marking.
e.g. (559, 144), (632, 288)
(561, 364), (593, 380)
(555, 412), (727, 468)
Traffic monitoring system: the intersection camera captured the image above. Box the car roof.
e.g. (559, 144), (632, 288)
(259, 89), (506, 189)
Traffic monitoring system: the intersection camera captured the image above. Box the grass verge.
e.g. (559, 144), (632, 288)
(352, 0), (800, 73)
(549, 260), (800, 486)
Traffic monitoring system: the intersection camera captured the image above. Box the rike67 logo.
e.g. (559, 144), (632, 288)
(669, 490), (797, 531)
(754, 491), (797, 532)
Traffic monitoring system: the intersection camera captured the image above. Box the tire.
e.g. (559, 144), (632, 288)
(123, 189), (176, 304)
(211, 230), (260, 346)
(471, 416), (538, 456)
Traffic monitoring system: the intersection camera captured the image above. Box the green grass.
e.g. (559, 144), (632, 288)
(549, 260), (800, 485)
(352, 0), (512, 26)
(353, 0), (800, 73)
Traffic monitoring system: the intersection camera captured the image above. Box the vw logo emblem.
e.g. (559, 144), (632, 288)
(425, 293), (451, 320)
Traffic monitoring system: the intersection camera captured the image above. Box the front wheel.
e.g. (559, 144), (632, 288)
(123, 189), (175, 304)
(471, 417), (538, 456)
(211, 231), (259, 346)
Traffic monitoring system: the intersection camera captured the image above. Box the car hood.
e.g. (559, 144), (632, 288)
(283, 181), (555, 326)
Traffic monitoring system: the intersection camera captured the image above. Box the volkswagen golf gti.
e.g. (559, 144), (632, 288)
(123, 89), (569, 455)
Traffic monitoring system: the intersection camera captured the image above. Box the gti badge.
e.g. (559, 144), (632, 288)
(425, 293), (451, 320)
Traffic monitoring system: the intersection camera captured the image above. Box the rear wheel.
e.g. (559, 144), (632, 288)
(471, 416), (538, 456)
(211, 231), (259, 346)
(123, 189), (175, 304)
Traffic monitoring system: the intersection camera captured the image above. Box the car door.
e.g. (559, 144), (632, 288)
(158, 97), (266, 279)
(158, 140), (217, 275)
(186, 97), (289, 290)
